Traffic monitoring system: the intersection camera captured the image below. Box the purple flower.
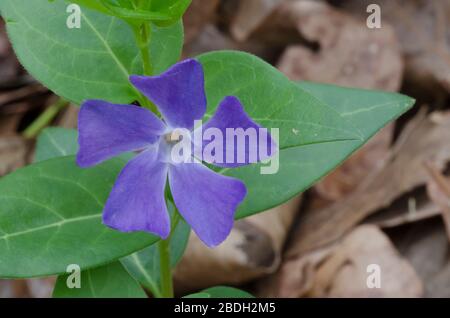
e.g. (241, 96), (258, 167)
(76, 59), (275, 247)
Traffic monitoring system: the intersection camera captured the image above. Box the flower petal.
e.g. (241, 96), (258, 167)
(103, 149), (170, 239)
(197, 96), (277, 168)
(77, 100), (166, 167)
(168, 162), (246, 247)
(130, 59), (206, 130)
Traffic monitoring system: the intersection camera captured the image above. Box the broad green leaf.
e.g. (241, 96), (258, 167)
(66, 0), (111, 15)
(121, 211), (191, 297)
(32, 128), (190, 289)
(144, 0), (192, 27)
(185, 286), (254, 298)
(199, 51), (362, 151)
(35, 128), (79, 162)
(0, 0), (183, 104)
(0, 79), (414, 279)
(0, 156), (157, 278)
(69, 0), (170, 24)
(34, 127), (134, 162)
(198, 51), (415, 218)
(98, 6), (171, 22)
(69, 0), (191, 26)
(32, 128), (191, 295)
(298, 81), (412, 138)
(32, 69), (414, 223)
(53, 261), (147, 298)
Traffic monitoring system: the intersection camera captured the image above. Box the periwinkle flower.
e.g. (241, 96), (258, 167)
(77, 59), (275, 247)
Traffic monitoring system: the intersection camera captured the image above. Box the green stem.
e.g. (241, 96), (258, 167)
(138, 23), (153, 76)
(131, 3), (172, 296)
(158, 237), (174, 298)
(156, 208), (180, 298)
(23, 98), (69, 138)
(133, 22), (159, 114)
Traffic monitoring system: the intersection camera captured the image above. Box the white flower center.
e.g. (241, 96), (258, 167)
(164, 130), (184, 144)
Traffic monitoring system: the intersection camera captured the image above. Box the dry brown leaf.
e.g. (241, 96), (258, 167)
(174, 196), (301, 294)
(183, 25), (237, 58)
(426, 263), (450, 297)
(256, 244), (334, 297)
(0, 84), (47, 108)
(230, 0), (284, 42)
(341, 0), (450, 92)
(367, 193), (441, 229)
(274, 0), (403, 91)
(55, 103), (79, 129)
(390, 218), (450, 297)
(309, 225), (423, 297)
(258, 226), (423, 297)
(25, 278), (55, 298)
(183, 0), (219, 44)
(314, 124), (393, 204)
(183, 24), (278, 64)
(0, 136), (31, 176)
(0, 113), (22, 135)
(288, 110), (450, 256)
(424, 162), (450, 241)
(0, 280), (28, 298)
(0, 19), (20, 87)
(0, 278), (54, 298)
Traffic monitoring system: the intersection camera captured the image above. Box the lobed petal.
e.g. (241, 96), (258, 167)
(168, 161), (247, 247)
(197, 96), (277, 168)
(103, 149), (170, 239)
(130, 59), (207, 130)
(77, 100), (166, 167)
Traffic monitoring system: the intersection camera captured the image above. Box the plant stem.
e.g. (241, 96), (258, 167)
(156, 208), (180, 298)
(133, 22), (159, 114)
(131, 7), (174, 297)
(138, 23), (153, 76)
(23, 98), (69, 138)
(158, 237), (174, 298)
(133, 20), (152, 77)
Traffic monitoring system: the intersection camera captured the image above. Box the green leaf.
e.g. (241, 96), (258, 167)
(32, 128), (191, 291)
(121, 210), (191, 297)
(30, 55), (415, 223)
(185, 286), (254, 298)
(98, 6), (171, 22)
(0, 0), (183, 104)
(0, 85), (412, 280)
(35, 128), (79, 162)
(0, 156), (157, 278)
(69, 0), (191, 26)
(198, 51), (415, 218)
(53, 261), (147, 298)
(144, 0), (192, 27)
(66, 0), (111, 16)
(199, 51), (362, 151)
(34, 127), (135, 163)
